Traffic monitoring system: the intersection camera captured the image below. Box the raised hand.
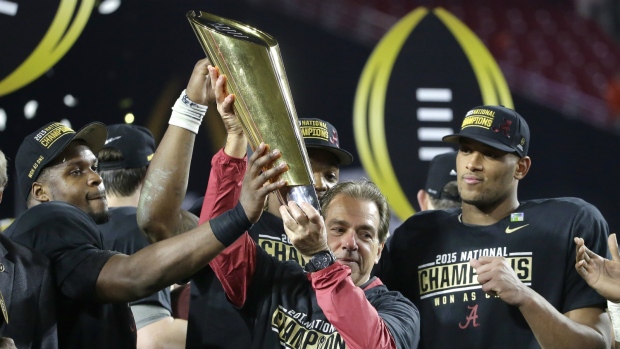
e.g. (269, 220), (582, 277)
(238, 143), (288, 223)
(185, 58), (216, 106)
(280, 201), (330, 260)
(471, 256), (532, 306)
(208, 65), (244, 137)
(575, 234), (620, 302)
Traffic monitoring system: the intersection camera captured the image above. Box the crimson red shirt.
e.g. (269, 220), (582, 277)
(200, 149), (420, 349)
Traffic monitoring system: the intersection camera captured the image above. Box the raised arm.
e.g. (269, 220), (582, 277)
(97, 138), (287, 302)
(208, 65), (247, 161)
(208, 140), (286, 307)
(199, 65), (275, 308)
(137, 59), (214, 242)
(198, 65), (248, 223)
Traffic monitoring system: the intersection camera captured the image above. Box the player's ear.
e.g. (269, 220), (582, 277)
(375, 242), (385, 264)
(514, 156), (531, 180)
(417, 189), (429, 211)
(31, 182), (51, 203)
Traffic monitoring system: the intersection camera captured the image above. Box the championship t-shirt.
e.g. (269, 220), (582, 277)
(186, 149), (309, 348)
(212, 233), (420, 349)
(375, 198), (609, 349)
(186, 211), (297, 348)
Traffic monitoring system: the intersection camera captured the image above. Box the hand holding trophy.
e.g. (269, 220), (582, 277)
(187, 11), (320, 210)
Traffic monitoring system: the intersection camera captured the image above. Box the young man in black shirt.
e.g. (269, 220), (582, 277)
(375, 105), (612, 349)
(4, 61), (289, 348)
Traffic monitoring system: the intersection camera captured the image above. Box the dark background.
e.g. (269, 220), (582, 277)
(0, 0), (618, 231)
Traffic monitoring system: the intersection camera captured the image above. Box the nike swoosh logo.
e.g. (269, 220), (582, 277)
(105, 136), (122, 144)
(505, 224), (529, 234)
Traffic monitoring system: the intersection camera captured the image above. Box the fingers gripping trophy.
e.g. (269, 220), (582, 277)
(187, 11), (320, 210)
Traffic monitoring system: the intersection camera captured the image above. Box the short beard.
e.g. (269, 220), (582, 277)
(89, 208), (110, 224)
(462, 194), (503, 212)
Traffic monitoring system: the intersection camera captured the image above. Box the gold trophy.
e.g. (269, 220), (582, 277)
(187, 11), (319, 210)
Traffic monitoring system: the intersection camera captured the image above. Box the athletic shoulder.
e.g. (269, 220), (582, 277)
(521, 197), (608, 238)
(30, 201), (92, 222)
(5, 201), (102, 251)
(397, 208), (460, 232)
(5, 202), (93, 236)
(0, 234), (50, 268)
(522, 197), (603, 218)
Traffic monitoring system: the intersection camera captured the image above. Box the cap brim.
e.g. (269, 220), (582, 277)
(306, 145), (354, 166)
(442, 134), (515, 154)
(42, 122), (108, 168)
(73, 122), (108, 155)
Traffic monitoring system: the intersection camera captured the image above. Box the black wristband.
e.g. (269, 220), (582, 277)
(210, 202), (253, 247)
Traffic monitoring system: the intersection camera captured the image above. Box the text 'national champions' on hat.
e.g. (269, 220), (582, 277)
(443, 105), (530, 157)
(15, 122), (108, 200)
(299, 118), (353, 165)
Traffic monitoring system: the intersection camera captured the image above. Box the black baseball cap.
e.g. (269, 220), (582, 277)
(299, 118), (353, 165)
(443, 105), (529, 157)
(425, 151), (459, 200)
(16, 121), (108, 200)
(99, 124), (156, 171)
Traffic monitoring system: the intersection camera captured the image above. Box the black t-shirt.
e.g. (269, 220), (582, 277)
(187, 211), (296, 349)
(374, 198), (609, 349)
(0, 234), (57, 349)
(99, 206), (172, 312)
(245, 244), (419, 349)
(4, 202), (137, 349)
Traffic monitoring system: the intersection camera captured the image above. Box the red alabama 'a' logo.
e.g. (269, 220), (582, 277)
(459, 304), (480, 329)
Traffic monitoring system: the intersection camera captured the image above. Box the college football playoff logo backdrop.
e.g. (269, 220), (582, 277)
(0, 0), (94, 97)
(354, 7), (513, 221)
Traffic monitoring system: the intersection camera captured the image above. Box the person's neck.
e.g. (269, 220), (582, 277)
(356, 274), (371, 288)
(461, 195), (520, 226)
(106, 190), (140, 208)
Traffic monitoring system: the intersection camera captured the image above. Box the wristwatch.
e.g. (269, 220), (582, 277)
(304, 250), (336, 273)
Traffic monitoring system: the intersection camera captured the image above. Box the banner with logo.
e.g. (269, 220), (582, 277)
(0, 0), (94, 97)
(354, 7), (513, 220)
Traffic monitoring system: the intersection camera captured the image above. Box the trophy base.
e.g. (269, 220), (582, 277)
(276, 185), (320, 213)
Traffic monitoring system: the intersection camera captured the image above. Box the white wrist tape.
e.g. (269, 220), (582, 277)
(169, 89), (208, 134)
(608, 300), (620, 340)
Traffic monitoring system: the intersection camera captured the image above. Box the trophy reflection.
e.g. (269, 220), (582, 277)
(187, 11), (319, 210)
